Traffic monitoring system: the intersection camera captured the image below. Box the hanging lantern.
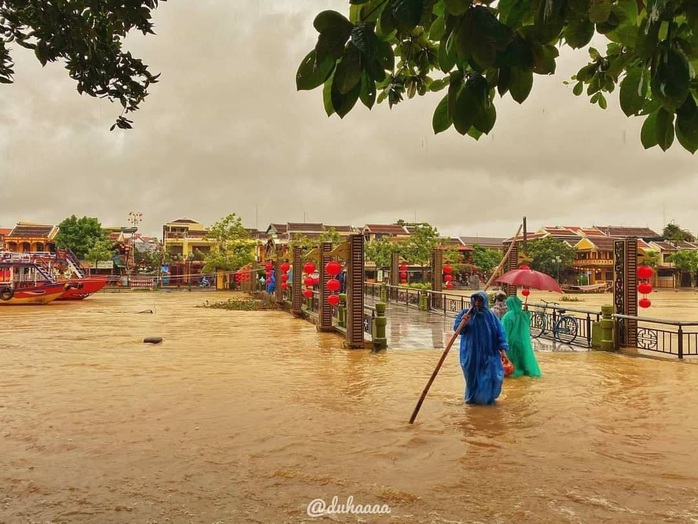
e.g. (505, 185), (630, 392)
(399, 271), (407, 279)
(444, 274), (453, 282)
(327, 279), (341, 292)
(638, 282), (652, 295)
(266, 270), (271, 278)
(302, 289), (313, 299)
(522, 288), (531, 297)
(312, 276), (320, 286)
(325, 260), (342, 276)
(327, 294), (340, 306)
(443, 265), (452, 274)
(399, 263), (408, 271)
(445, 281), (453, 289)
(280, 274), (288, 282)
(265, 262), (273, 271)
(639, 297), (651, 308)
(304, 276), (314, 287)
(638, 265), (654, 279)
(281, 282), (288, 290)
(280, 262), (290, 273)
(303, 262), (316, 274)
(266, 277), (271, 284)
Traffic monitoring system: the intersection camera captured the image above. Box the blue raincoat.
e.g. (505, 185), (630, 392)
(453, 291), (509, 405)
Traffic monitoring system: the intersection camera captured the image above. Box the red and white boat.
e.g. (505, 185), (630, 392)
(0, 259), (67, 305)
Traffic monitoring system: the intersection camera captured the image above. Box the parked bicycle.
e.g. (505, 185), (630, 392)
(529, 299), (579, 344)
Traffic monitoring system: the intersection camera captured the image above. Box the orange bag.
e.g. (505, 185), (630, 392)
(501, 353), (515, 377)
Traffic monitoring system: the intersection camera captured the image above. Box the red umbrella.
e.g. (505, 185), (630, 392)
(495, 265), (562, 293)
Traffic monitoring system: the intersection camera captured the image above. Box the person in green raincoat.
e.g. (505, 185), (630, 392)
(500, 295), (541, 378)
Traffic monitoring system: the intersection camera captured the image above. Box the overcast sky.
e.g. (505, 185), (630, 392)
(0, 1), (695, 239)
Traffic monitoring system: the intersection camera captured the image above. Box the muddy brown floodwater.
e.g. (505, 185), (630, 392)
(1, 291), (698, 523)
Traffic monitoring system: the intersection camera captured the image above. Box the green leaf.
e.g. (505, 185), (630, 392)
(334, 45), (363, 94)
(350, 0), (371, 4)
(432, 94), (452, 133)
(499, 0), (533, 28)
(597, 92), (608, 109)
(564, 18), (595, 49)
(331, 72), (362, 118)
(588, 0), (612, 24)
(428, 78), (448, 91)
(447, 70), (464, 119)
(444, 0), (469, 16)
(509, 68), (533, 103)
(452, 83), (478, 135)
(497, 67), (512, 96)
(619, 67), (646, 116)
(438, 33), (457, 72)
(429, 15), (446, 40)
(296, 50), (336, 91)
(359, 72), (377, 108)
(676, 96), (698, 153)
(467, 127), (484, 140)
(351, 24), (378, 61)
(473, 96), (496, 134)
(534, 0), (565, 44)
(378, 4), (397, 36)
(572, 81), (583, 95)
(392, 0), (424, 34)
(531, 44), (558, 75)
(323, 71), (336, 116)
(314, 10), (354, 34)
(656, 108), (675, 151)
(316, 30), (350, 63)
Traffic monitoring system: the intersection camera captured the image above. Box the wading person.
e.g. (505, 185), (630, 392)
(453, 291), (509, 405)
(491, 291), (508, 319)
(500, 295), (541, 378)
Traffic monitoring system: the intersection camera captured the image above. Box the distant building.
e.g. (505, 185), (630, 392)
(3, 222), (59, 252)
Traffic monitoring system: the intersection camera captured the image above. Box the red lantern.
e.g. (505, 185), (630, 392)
(281, 282), (288, 290)
(303, 262), (316, 274)
(638, 265), (654, 279)
(280, 262), (290, 273)
(312, 277), (320, 286)
(638, 282), (652, 295)
(522, 288), (531, 297)
(639, 298), (651, 308)
(265, 262), (273, 271)
(302, 289), (313, 299)
(445, 281), (453, 289)
(280, 274), (288, 282)
(443, 265), (452, 274)
(399, 264), (408, 271)
(327, 279), (341, 292)
(325, 260), (342, 276)
(265, 277), (271, 284)
(265, 270), (271, 277)
(399, 271), (407, 279)
(444, 274), (453, 282)
(327, 294), (340, 306)
(303, 276), (314, 287)
(400, 279), (407, 285)
(519, 265), (531, 270)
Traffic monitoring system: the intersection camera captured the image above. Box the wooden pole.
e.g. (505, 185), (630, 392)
(408, 225), (522, 424)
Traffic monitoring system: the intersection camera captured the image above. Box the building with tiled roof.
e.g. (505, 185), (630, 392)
(4, 222), (59, 252)
(595, 226), (662, 240)
(362, 224), (410, 242)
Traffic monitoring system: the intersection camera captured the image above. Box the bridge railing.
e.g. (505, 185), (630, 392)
(613, 314), (698, 359)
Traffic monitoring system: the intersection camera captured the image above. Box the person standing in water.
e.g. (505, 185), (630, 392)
(453, 291), (509, 405)
(500, 295), (541, 377)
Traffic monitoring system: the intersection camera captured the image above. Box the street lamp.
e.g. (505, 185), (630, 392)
(187, 252), (195, 291)
(552, 255), (562, 282)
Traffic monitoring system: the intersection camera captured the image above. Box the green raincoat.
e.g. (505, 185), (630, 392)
(501, 296), (541, 378)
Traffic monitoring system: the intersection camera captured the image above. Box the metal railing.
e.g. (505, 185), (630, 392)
(614, 314), (698, 359)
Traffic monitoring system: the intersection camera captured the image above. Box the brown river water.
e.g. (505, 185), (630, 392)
(2, 291), (698, 523)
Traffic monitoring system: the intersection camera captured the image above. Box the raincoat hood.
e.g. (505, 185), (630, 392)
(505, 295), (523, 313)
(470, 291), (490, 310)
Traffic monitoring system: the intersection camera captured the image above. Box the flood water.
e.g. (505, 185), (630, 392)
(2, 291), (698, 523)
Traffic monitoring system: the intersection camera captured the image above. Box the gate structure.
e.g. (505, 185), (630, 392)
(613, 237), (638, 347)
(345, 234), (365, 348)
(430, 248), (443, 310)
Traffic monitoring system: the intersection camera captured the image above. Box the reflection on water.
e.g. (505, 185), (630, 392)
(1, 292), (698, 523)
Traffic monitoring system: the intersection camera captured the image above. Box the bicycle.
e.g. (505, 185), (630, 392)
(529, 299), (579, 344)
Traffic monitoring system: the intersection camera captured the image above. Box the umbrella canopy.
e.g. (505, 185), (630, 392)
(495, 266), (562, 293)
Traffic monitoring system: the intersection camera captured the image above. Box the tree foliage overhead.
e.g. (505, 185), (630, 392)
(55, 215), (107, 259)
(0, 0), (165, 130)
(297, 0), (698, 153)
(202, 213), (255, 272)
(662, 221), (696, 242)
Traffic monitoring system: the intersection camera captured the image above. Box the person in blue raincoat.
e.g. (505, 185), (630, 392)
(266, 270), (276, 293)
(453, 290), (510, 405)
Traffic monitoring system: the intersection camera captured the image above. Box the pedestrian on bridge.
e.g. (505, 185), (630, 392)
(453, 291), (509, 405)
(501, 295), (541, 378)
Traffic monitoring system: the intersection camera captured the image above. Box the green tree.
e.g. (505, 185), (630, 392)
(319, 227), (342, 244)
(85, 239), (114, 273)
(365, 237), (399, 268)
(524, 236), (576, 276)
(0, 1), (165, 130)
(55, 215), (107, 259)
(471, 244), (500, 278)
(298, 1), (698, 153)
(404, 222), (440, 281)
(202, 213), (256, 272)
(670, 249), (698, 287)
(663, 222), (696, 242)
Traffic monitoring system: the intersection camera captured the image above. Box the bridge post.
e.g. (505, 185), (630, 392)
(430, 248), (443, 310)
(613, 238), (637, 347)
(372, 302), (387, 350)
(318, 241), (333, 332)
(389, 252), (399, 302)
(345, 234), (365, 349)
(291, 246), (303, 316)
(600, 305), (614, 351)
(274, 253), (283, 303)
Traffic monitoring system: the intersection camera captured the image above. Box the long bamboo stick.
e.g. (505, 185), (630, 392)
(408, 224), (522, 424)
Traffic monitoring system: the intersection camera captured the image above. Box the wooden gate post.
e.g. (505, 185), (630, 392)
(613, 238), (638, 347)
(291, 246), (303, 316)
(318, 241), (333, 332)
(431, 248), (443, 310)
(345, 234), (365, 349)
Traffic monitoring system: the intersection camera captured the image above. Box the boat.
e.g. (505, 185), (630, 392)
(0, 259), (68, 305)
(1, 250), (109, 300)
(561, 283), (612, 294)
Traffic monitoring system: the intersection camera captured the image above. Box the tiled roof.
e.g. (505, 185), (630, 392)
(674, 241), (698, 249)
(651, 241), (677, 251)
(582, 237), (617, 250)
(363, 224), (410, 235)
(596, 226), (661, 238)
(168, 217), (200, 224)
(461, 236), (507, 246)
(8, 222), (57, 238)
(287, 223), (325, 233)
(325, 225), (357, 233)
(267, 223), (288, 234)
(0, 228), (11, 236)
